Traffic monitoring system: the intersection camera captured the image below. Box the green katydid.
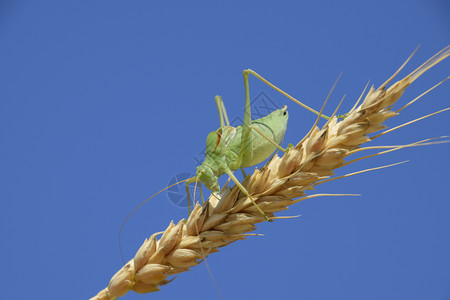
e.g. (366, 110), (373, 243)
(119, 69), (329, 260)
(185, 69), (328, 222)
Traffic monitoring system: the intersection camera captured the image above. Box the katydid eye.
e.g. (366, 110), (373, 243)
(283, 111), (287, 115)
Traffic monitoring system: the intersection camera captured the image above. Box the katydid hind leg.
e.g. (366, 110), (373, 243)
(239, 70), (254, 164)
(242, 70), (252, 128)
(239, 70), (291, 167)
(245, 69), (330, 120)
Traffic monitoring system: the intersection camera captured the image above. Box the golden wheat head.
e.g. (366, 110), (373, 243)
(91, 46), (450, 300)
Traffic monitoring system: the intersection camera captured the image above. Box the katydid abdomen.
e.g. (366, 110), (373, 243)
(226, 106), (288, 169)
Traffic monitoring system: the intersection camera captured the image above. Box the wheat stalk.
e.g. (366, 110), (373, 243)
(91, 46), (450, 300)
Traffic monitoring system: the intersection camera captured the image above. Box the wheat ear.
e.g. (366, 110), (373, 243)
(91, 46), (450, 300)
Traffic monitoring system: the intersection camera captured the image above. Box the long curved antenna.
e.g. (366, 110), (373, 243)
(119, 177), (195, 263)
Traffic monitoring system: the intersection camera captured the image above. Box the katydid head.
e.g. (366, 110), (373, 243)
(196, 165), (220, 192)
(197, 129), (225, 192)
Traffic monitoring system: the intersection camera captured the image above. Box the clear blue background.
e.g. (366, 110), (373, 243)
(1, 1), (449, 299)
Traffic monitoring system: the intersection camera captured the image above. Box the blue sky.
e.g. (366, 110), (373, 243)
(1, 1), (449, 299)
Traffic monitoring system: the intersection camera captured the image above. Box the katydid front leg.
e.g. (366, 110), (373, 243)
(186, 177), (204, 215)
